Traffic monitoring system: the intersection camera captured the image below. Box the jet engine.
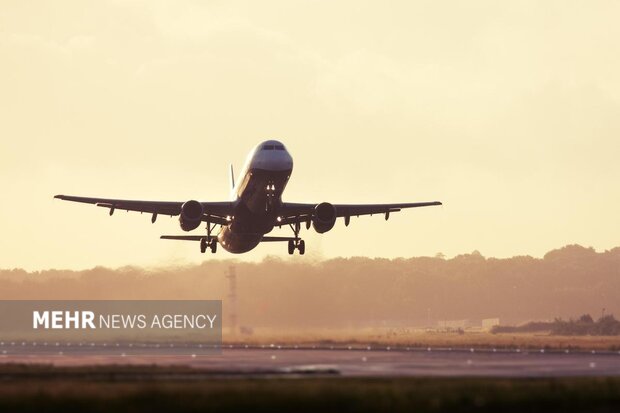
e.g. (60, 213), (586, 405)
(179, 200), (203, 231)
(312, 202), (337, 233)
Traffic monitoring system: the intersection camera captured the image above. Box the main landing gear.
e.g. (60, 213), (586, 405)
(200, 237), (217, 254)
(200, 222), (218, 254)
(287, 222), (305, 255)
(287, 239), (305, 255)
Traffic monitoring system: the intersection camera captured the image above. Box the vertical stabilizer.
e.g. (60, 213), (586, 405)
(229, 164), (235, 199)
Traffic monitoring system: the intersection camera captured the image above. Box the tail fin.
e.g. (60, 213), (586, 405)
(229, 164), (235, 199)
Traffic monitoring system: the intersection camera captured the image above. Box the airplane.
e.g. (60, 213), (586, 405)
(55, 140), (442, 255)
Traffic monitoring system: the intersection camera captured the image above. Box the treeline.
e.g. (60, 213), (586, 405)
(492, 314), (620, 336)
(0, 244), (619, 328)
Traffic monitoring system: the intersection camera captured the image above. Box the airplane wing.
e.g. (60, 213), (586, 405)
(278, 201), (442, 225)
(54, 195), (233, 224)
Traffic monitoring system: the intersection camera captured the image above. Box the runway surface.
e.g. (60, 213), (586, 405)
(2, 342), (620, 377)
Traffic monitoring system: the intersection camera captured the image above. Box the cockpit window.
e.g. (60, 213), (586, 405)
(261, 143), (285, 151)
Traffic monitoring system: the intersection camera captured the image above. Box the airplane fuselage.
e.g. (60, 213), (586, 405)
(217, 140), (293, 253)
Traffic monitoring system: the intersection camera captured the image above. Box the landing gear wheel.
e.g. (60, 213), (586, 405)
(288, 240), (295, 255)
(298, 240), (305, 255)
(200, 238), (207, 254)
(210, 240), (217, 254)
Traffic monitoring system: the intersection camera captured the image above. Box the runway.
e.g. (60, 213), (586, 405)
(2, 342), (620, 377)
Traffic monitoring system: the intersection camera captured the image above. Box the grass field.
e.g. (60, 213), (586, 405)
(0, 364), (619, 412)
(224, 329), (620, 351)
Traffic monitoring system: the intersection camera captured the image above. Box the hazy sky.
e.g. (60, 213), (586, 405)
(1, 1), (619, 270)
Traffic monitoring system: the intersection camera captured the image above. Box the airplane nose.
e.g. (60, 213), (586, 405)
(250, 146), (293, 171)
(282, 151), (293, 169)
(272, 152), (293, 171)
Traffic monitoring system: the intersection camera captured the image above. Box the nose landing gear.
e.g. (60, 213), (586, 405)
(265, 181), (276, 213)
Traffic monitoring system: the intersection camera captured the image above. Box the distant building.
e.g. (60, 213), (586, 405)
(482, 318), (500, 331)
(436, 318), (500, 331)
(437, 319), (478, 330)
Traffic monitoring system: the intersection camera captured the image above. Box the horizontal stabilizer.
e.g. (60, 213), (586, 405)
(160, 235), (298, 243)
(260, 236), (298, 242)
(161, 235), (207, 241)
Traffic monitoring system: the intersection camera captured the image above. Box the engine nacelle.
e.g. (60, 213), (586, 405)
(312, 202), (337, 233)
(179, 200), (203, 232)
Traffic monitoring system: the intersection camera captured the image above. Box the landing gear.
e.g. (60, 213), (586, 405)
(287, 239), (305, 255)
(266, 181), (276, 213)
(200, 237), (218, 254)
(287, 221), (305, 255)
(200, 221), (219, 254)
